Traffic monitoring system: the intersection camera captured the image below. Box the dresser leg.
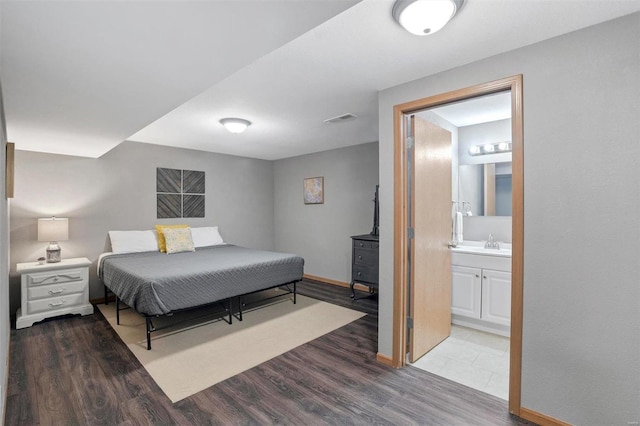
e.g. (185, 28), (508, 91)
(350, 281), (355, 299)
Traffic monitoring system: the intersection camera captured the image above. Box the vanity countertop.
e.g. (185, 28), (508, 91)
(451, 241), (512, 258)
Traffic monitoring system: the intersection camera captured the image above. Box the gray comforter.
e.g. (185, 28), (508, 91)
(99, 244), (304, 316)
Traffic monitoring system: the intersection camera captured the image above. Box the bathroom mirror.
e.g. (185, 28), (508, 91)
(459, 162), (512, 216)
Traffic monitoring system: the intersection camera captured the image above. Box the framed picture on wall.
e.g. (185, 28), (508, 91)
(303, 177), (324, 204)
(5, 142), (14, 199)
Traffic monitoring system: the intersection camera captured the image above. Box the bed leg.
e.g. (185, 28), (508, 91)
(116, 297), (120, 325)
(238, 296), (243, 322)
(146, 317), (152, 350)
(294, 281), (297, 304)
(104, 285), (108, 305)
(228, 298), (232, 325)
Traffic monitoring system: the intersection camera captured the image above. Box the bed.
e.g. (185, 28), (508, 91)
(99, 243), (304, 349)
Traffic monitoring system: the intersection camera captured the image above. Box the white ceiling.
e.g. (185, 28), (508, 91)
(2, 0), (640, 160)
(430, 92), (511, 128)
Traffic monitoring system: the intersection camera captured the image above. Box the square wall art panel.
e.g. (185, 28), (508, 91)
(157, 168), (182, 193)
(157, 194), (182, 219)
(156, 168), (206, 219)
(183, 194), (205, 218)
(183, 170), (205, 194)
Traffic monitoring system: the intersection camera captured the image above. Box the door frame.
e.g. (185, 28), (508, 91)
(392, 75), (524, 415)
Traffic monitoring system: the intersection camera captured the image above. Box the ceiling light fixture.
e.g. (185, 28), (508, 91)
(220, 118), (251, 134)
(392, 0), (464, 36)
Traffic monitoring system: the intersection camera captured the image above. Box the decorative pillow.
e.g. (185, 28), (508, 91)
(155, 224), (189, 252)
(108, 230), (159, 254)
(190, 226), (225, 248)
(163, 227), (195, 254)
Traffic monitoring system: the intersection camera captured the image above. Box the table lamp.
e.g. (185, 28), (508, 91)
(38, 217), (69, 263)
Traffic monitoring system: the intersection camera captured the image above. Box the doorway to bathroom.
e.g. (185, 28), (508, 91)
(391, 75), (524, 415)
(411, 91), (513, 400)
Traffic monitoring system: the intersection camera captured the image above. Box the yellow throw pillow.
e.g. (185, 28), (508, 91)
(155, 224), (189, 253)
(163, 227), (195, 254)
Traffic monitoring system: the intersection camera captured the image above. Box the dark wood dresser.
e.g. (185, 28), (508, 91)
(350, 234), (379, 299)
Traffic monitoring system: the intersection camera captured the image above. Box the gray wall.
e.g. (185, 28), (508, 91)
(378, 13), (639, 425)
(9, 141), (275, 311)
(0, 81), (10, 423)
(274, 142), (378, 283)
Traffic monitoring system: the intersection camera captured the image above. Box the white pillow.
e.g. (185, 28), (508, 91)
(108, 230), (159, 254)
(190, 226), (225, 248)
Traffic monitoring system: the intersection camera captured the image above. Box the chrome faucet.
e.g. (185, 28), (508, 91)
(484, 233), (500, 250)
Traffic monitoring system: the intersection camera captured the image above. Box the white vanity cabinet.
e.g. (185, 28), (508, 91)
(451, 249), (511, 336)
(451, 266), (481, 318)
(481, 269), (512, 327)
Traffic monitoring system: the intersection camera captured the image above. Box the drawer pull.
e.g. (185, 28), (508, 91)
(48, 300), (66, 307)
(30, 273), (81, 286)
(359, 242), (364, 247)
(357, 272), (362, 276)
(48, 288), (66, 295)
(358, 255), (363, 260)
(476, 274), (480, 278)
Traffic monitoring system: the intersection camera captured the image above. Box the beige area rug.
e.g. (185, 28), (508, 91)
(98, 293), (365, 402)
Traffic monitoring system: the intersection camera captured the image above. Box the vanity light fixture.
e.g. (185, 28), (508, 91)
(468, 145), (481, 155)
(469, 142), (512, 156)
(392, 0), (465, 36)
(220, 118), (251, 134)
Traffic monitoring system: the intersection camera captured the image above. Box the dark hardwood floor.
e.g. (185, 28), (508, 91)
(6, 279), (530, 425)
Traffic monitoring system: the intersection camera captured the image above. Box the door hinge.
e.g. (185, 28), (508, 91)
(406, 317), (414, 329)
(408, 227), (414, 239)
(406, 136), (414, 149)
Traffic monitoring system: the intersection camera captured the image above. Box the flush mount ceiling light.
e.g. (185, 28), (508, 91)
(392, 0), (464, 36)
(220, 118), (251, 134)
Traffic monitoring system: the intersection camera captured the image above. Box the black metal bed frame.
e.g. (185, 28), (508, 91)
(104, 280), (299, 350)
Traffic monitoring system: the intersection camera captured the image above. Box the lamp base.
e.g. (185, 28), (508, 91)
(46, 242), (61, 263)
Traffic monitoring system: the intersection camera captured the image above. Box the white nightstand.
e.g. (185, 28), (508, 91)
(16, 257), (94, 329)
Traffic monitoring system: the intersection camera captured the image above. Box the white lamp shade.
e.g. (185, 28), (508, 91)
(393, 0), (463, 36)
(220, 118), (251, 134)
(38, 217), (69, 242)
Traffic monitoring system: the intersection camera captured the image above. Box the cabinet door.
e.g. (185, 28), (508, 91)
(451, 265), (481, 319)
(481, 269), (512, 326)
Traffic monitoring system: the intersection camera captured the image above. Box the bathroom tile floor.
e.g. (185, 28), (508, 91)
(410, 325), (510, 400)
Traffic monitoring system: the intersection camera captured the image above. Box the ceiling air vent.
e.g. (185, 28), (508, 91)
(324, 113), (357, 123)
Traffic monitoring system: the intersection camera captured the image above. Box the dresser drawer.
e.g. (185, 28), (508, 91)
(353, 248), (378, 267)
(353, 240), (379, 250)
(27, 293), (85, 315)
(352, 265), (378, 285)
(27, 281), (85, 300)
(25, 268), (85, 287)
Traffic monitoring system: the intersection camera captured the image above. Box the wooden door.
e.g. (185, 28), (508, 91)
(409, 115), (452, 363)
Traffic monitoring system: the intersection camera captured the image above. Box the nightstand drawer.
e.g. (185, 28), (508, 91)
(353, 248), (378, 267)
(352, 265), (378, 284)
(26, 268), (85, 287)
(27, 281), (85, 300)
(353, 240), (379, 250)
(27, 293), (85, 315)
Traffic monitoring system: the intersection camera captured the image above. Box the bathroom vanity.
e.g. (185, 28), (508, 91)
(450, 241), (511, 336)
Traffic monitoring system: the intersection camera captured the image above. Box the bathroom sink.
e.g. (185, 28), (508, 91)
(450, 242), (512, 258)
